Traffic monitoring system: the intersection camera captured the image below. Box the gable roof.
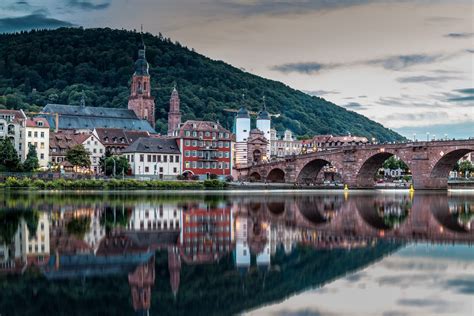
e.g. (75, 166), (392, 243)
(122, 137), (180, 154)
(41, 104), (156, 133)
(94, 128), (150, 146)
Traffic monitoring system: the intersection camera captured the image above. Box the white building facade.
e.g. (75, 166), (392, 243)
(123, 137), (181, 179)
(233, 107), (251, 167)
(22, 118), (50, 169)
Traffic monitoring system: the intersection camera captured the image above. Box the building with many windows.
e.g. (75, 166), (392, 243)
(49, 131), (105, 173)
(270, 129), (303, 159)
(93, 128), (150, 154)
(122, 137), (181, 179)
(22, 118), (50, 169)
(0, 109), (26, 159)
(176, 120), (233, 179)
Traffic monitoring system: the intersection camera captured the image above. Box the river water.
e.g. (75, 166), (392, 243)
(0, 190), (473, 315)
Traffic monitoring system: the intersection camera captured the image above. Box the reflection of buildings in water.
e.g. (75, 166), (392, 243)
(14, 212), (50, 267)
(180, 206), (233, 264)
(128, 257), (155, 316)
(128, 203), (181, 232)
(234, 213), (271, 270)
(168, 246), (181, 297)
(270, 224), (302, 255)
(50, 209), (104, 254)
(448, 201), (474, 231)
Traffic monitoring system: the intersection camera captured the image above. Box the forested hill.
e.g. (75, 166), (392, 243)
(0, 28), (403, 141)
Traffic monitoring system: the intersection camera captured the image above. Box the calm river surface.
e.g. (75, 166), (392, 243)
(0, 190), (473, 316)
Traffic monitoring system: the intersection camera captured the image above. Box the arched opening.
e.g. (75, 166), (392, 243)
(266, 168), (285, 183)
(252, 149), (262, 164)
(357, 152), (411, 188)
(249, 172), (262, 182)
(182, 170), (194, 180)
(355, 195), (411, 230)
(431, 195), (473, 233)
(249, 202), (262, 213)
(295, 196), (342, 225)
(432, 149), (473, 186)
(267, 202), (285, 215)
(297, 159), (330, 185)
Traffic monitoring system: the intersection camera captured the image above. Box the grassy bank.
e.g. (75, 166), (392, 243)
(0, 177), (227, 190)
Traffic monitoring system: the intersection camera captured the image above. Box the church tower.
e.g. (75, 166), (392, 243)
(167, 87), (181, 136)
(128, 38), (156, 129)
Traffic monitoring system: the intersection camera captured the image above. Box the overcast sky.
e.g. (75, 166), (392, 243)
(0, 0), (472, 139)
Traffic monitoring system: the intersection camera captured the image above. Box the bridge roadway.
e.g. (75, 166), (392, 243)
(236, 139), (474, 189)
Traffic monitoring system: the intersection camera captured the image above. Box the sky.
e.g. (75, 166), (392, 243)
(0, 0), (473, 139)
(246, 244), (474, 316)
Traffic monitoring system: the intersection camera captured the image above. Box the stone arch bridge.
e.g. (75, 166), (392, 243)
(236, 139), (474, 189)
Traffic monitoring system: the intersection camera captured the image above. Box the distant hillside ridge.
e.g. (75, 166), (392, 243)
(0, 27), (404, 141)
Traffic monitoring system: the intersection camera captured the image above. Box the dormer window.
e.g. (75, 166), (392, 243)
(37, 121), (44, 127)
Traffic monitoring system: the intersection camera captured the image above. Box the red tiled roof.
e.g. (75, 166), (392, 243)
(26, 117), (50, 128)
(0, 109), (26, 124)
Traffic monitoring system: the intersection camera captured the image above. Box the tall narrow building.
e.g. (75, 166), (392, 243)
(256, 99), (271, 159)
(167, 87), (181, 136)
(128, 41), (156, 129)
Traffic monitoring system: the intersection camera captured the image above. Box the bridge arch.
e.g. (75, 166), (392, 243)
(431, 148), (473, 178)
(295, 196), (342, 226)
(355, 195), (411, 230)
(267, 201), (285, 215)
(249, 172), (262, 182)
(356, 151), (411, 188)
(296, 158), (335, 184)
(266, 168), (285, 183)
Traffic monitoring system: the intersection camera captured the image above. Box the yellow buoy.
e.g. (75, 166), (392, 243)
(344, 184), (349, 191)
(409, 184), (415, 192)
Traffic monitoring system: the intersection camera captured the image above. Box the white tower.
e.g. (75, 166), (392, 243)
(234, 107), (250, 142)
(234, 105), (251, 166)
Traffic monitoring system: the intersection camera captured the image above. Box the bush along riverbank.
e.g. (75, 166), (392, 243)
(0, 177), (228, 190)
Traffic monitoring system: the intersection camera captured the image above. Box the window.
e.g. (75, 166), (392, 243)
(157, 155), (161, 162)
(192, 161), (197, 168)
(185, 140), (191, 146)
(145, 166), (149, 172)
(175, 155), (179, 162)
(34, 131), (38, 137)
(140, 154), (144, 162)
(173, 167), (177, 173)
(40, 132), (44, 138)
(185, 131), (191, 136)
(192, 140), (197, 146)
(163, 155), (167, 162)
(28, 131), (32, 137)
(147, 155), (151, 162)
(152, 155), (156, 162)
(170, 155), (174, 163)
(185, 161), (190, 168)
(40, 142), (45, 149)
(185, 151), (190, 157)
(159, 167), (163, 172)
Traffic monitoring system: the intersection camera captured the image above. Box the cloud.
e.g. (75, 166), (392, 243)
(396, 75), (460, 83)
(303, 90), (340, 96)
(66, 0), (111, 10)
(466, 49), (474, 54)
(0, 13), (74, 33)
(271, 62), (340, 74)
(366, 54), (443, 71)
(343, 102), (366, 110)
(397, 298), (460, 314)
(274, 308), (335, 316)
(447, 88), (474, 102)
(216, 0), (376, 16)
(445, 32), (474, 39)
(272, 53), (447, 74)
(444, 278), (474, 295)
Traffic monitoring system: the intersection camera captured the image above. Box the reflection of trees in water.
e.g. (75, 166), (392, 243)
(375, 200), (411, 229)
(66, 216), (91, 240)
(449, 201), (474, 231)
(100, 207), (133, 233)
(0, 210), (39, 244)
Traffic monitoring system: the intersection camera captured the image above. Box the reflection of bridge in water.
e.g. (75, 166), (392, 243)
(238, 139), (474, 189)
(233, 193), (474, 245)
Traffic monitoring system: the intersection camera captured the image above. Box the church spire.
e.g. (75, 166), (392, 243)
(168, 85), (181, 136)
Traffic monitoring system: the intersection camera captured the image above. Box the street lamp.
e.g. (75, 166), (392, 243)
(413, 133), (416, 142)
(426, 132), (430, 141)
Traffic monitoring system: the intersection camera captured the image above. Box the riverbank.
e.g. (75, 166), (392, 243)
(0, 177), (227, 190)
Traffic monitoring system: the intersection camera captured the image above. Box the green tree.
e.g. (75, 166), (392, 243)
(22, 144), (39, 172)
(104, 156), (130, 176)
(458, 160), (473, 177)
(0, 138), (20, 171)
(383, 156), (408, 171)
(99, 149), (113, 174)
(65, 144), (91, 169)
(66, 216), (91, 240)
